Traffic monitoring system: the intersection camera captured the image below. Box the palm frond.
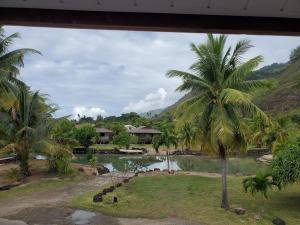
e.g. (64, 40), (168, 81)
(224, 56), (263, 87)
(233, 79), (274, 92)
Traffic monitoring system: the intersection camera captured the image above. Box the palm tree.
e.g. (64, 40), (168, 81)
(167, 34), (271, 209)
(0, 86), (53, 177)
(152, 135), (162, 154)
(243, 171), (280, 198)
(159, 127), (178, 172)
(179, 122), (196, 151)
(0, 27), (40, 109)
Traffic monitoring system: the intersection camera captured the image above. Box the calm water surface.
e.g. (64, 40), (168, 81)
(73, 154), (266, 175)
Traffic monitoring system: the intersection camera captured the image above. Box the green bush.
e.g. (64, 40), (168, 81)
(56, 157), (73, 175)
(44, 143), (74, 175)
(51, 118), (75, 139)
(271, 141), (300, 187)
(112, 131), (131, 149)
(243, 170), (280, 198)
(74, 123), (96, 148)
(89, 156), (98, 168)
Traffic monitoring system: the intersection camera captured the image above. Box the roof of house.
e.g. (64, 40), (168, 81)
(128, 126), (161, 134)
(96, 128), (113, 133)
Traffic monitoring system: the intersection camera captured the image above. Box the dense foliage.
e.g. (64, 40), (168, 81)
(243, 171), (280, 198)
(112, 131), (132, 149)
(271, 138), (300, 186)
(73, 123), (96, 148)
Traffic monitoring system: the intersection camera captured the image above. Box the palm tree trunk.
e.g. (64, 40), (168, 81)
(167, 150), (170, 173)
(19, 151), (31, 177)
(219, 144), (229, 210)
(19, 141), (31, 177)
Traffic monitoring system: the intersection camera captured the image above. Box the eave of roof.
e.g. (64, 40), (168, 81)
(128, 128), (161, 134)
(95, 128), (113, 133)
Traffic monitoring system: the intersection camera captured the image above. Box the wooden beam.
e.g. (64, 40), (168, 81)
(1, 7), (300, 35)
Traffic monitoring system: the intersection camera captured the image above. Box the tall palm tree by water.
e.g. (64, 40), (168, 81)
(0, 86), (53, 176)
(167, 34), (271, 209)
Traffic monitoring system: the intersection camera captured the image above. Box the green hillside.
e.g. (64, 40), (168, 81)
(256, 58), (300, 114)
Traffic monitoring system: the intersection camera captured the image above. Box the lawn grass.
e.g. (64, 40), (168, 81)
(69, 175), (300, 225)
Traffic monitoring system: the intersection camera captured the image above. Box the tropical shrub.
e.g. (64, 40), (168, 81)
(55, 157), (73, 175)
(112, 131), (131, 149)
(74, 123), (96, 148)
(42, 143), (74, 174)
(271, 139), (300, 187)
(243, 171), (280, 198)
(51, 118), (75, 139)
(89, 156), (98, 169)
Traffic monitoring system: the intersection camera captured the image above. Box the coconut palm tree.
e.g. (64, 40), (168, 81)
(0, 86), (53, 177)
(159, 127), (178, 172)
(0, 27), (40, 109)
(152, 135), (162, 154)
(167, 34), (271, 209)
(179, 122), (196, 151)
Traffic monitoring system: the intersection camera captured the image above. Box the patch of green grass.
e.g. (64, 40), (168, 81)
(69, 175), (300, 225)
(0, 175), (85, 201)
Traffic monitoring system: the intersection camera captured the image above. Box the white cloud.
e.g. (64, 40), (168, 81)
(3, 26), (300, 116)
(72, 106), (106, 119)
(123, 88), (167, 113)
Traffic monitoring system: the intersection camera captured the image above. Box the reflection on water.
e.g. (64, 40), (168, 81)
(73, 154), (266, 175)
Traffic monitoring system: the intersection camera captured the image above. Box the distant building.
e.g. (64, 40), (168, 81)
(124, 124), (136, 131)
(91, 125), (161, 144)
(128, 126), (161, 144)
(96, 127), (114, 144)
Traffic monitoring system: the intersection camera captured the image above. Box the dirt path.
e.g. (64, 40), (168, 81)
(0, 172), (202, 225)
(0, 174), (119, 217)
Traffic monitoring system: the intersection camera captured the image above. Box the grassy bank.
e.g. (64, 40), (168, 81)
(69, 175), (300, 225)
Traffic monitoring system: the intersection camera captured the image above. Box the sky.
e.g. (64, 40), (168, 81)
(4, 26), (300, 119)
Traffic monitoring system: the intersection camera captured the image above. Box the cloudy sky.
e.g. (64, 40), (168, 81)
(4, 26), (300, 118)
